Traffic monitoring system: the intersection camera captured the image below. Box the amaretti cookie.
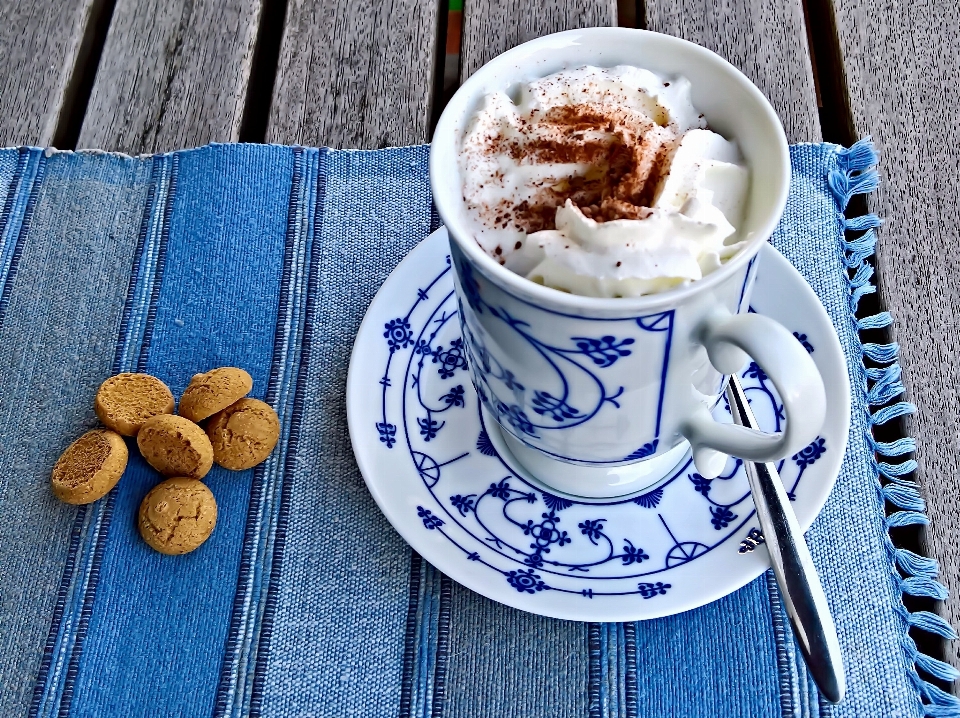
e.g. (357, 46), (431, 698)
(137, 414), (214, 480)
(206, 398), (280, 470)
(51, 429), (128, 504)
(95, 373), (175, 436)
(178, 367), (252, 423)
(138, 477), (217, 555)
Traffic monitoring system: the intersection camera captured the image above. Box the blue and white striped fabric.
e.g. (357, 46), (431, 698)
(0, 141), (954, 718)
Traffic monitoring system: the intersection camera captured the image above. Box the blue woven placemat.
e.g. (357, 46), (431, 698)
(0, 140), (954, 718)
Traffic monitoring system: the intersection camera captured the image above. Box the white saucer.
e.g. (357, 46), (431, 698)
(347, 228), (850, 621)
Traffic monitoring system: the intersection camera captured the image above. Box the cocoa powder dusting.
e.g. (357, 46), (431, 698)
(475, 101), (678, 232)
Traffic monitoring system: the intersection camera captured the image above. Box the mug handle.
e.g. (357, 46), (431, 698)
(680, 309), (827, 478)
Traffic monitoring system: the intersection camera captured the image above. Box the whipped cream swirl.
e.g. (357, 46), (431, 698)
(459, 65), (750, 298)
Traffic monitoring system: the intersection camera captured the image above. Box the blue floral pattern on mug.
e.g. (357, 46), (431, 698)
(571, 335), (635, 368)
(451, 245), (675, 463)
(531, 391), (583, 421)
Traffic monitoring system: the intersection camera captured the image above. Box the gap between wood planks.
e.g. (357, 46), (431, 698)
(51, 0), (117, 150)
(802, 0), (950, 686)
(238, 0), (291, 143)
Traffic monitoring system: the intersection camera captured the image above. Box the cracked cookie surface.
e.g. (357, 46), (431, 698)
(138, 477), (217, 555)
(95, 373), (175, 436)
(206, 398), (280, 470)
(179, 367), (253, 423)
(137, 414), (214, 480)
(51, 429), (128, 504)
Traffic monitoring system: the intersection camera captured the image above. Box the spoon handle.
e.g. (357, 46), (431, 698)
(726, 374), (846, 703)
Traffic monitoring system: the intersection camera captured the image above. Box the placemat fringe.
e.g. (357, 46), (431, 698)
(834, 139), (960, 717)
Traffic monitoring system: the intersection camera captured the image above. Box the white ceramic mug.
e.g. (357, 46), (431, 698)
(430, 28), (825, 497)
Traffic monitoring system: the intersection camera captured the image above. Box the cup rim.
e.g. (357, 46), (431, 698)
(430, 27), (790, 314)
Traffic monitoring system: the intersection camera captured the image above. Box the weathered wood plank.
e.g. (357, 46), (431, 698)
(0, 0), (104, 146)
(77, 0), (263, 153)
(459, 0), (617, 82)
(643, 0), (821, 143)
(267, 0), (442, 149)
(829, 0), (960, 676)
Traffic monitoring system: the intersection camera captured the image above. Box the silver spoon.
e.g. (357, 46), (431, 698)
(725, 373), (846, 703)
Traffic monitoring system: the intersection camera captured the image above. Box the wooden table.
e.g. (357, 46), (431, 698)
(2, 0), (957, 686)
